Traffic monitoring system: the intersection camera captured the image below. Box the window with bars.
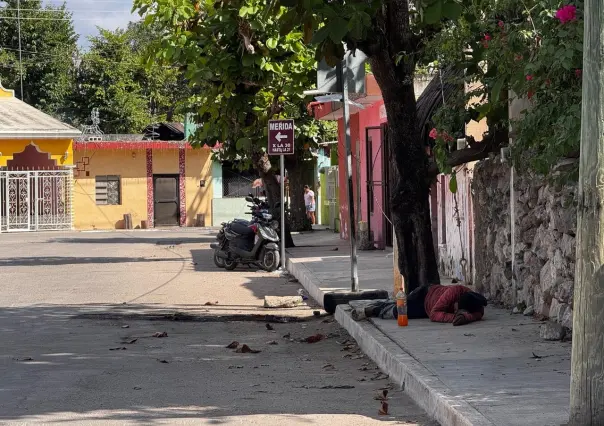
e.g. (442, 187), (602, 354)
(95, 175), (121, 205)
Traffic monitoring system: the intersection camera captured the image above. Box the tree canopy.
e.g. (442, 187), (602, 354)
(0, 0), (78, 118)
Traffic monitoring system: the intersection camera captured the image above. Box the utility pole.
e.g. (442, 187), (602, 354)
(569, 1), (604, 424)
(338, 59), (359, 292)
(16, 0), (24, 100)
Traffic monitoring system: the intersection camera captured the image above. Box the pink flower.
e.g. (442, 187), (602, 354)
(429, 128), (439, 139)
(442, 132), (454, 143)
(498, 21), (505, 29)
(484, 33), (492, 41)
(575, 69), (582, 78)
(527, 90), (535, 100)
(556, 5), (577, 24)
(526, 75), (533, 81)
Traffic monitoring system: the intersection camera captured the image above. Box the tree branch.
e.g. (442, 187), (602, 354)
(427, 131), (506, 177)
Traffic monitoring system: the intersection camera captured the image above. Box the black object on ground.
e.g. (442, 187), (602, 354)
(323, 290), (390, 315)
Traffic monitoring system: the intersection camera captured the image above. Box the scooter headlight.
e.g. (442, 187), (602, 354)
(271, 220), (279, 230)
(262, 213), (273, 220)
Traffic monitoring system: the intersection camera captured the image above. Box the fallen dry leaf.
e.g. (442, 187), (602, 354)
(109, 347), (127, 351)
(378, 401), (389, 415)
(374, 389), (389, 401)
(122, 339), (138, 345)
(226, 341), (239, 349)
(265, 323), (274, 331)
(13, 357), (33, 362)
(371, 372), (389, 381)
(304, 334), (325, 344)
(236, 344), (261, 354)
(152, 332), (168, 338)
(121, 325), (130, 329)
(157, 359), (169, 364)
(267, 340), (278, 345)
(204, 301), (219, 306)
(322, 363), (335, 370)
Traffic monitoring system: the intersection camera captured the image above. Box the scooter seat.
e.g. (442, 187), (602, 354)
(229, 221), (255, 236)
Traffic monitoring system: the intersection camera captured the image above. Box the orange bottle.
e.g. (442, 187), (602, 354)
(396, 285), (408, 327)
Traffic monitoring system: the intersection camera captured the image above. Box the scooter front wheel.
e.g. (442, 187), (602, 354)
(213, 250), (225, 268)
(261, 248), (280, 272)
(224, 258), (238, 271)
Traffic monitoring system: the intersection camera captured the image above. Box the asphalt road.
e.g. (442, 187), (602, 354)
(0, 230), (438, 425)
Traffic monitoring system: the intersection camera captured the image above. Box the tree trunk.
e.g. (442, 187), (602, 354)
(286, 156), (313, 232)
(252, 151), (295, 248)
(369, 54), (440, 293)
(569, 1), (604, 423)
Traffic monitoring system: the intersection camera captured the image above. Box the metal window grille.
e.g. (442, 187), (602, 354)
(222, 167), (261, 198)
(96, 175), (121, 205)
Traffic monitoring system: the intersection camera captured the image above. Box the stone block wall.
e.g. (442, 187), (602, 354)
(472, 157), (577, 329)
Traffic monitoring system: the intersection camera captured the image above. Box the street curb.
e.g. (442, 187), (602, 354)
(286, 256), (326, 308)
(335, 305), (494, 426)
(286, 254), (494, 426)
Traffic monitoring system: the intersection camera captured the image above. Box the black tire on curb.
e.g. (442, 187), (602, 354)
(323, 290), (390, 315)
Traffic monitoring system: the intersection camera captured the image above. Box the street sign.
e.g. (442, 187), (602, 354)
(268, 119), (295, 155)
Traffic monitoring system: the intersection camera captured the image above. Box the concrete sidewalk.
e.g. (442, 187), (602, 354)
(286, 231), (571, 426)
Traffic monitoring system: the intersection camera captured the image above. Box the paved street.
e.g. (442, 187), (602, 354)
(0, 230), (437, 425)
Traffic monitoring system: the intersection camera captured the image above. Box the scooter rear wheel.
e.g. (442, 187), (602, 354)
(224, 258), (238, 271)
(213, 250), (225, 268)
(261, 248), (280, 272)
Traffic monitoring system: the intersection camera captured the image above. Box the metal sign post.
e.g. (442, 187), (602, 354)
(337, 61), (359, 292)
(268, 119), (295, 270)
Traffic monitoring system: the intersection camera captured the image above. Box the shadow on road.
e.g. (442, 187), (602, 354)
(0, 303), (437, 425)
(0, 256), (185, 267)
(49, 236), (216, 245)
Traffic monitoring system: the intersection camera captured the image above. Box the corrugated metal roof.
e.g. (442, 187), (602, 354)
(0, 96), (81, 139)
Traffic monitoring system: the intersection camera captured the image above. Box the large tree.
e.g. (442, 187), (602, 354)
(0, 0), (78, 118)
(132, 0), (334, 236)
(271, 0), (466, 289)
(72, 23), (189, 133)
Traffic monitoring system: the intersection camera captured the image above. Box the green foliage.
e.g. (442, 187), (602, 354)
(72, 23), (189, 134)
(0, 0), (78, 118)
(133, 0), (331, 170)
(427, 0), (583, 174)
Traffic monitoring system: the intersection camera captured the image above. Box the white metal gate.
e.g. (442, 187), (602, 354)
(0, 169), (73, 232)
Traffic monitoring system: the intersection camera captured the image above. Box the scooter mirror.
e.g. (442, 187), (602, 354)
(245, 196), (254, 202)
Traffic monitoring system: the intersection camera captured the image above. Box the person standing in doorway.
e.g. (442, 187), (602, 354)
(304, 185), (316, 225)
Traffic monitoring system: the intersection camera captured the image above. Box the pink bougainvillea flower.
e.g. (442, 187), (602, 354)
(484, 34), (492, 41)
(527, 90), (535, 100)
(555, 4), (577, 24)
(526, 75), (533, 81)
(514, 54), (523, 62)
(575, 69), (582, 78)
(498, 20), (505, 29)
(442, 132), (455, 143)
(429, 128), (438, 139)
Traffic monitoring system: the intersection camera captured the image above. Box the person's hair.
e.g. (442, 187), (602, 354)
(458, 292), (488, 313)
(304, 185), (309, 189)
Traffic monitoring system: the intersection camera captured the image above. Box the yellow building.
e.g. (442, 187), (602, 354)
(73, 138), (213, 230)
(0, 82), (80, 232)
(0, 82), (79, 167)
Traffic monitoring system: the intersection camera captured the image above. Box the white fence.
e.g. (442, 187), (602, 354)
(0, 169), (74, 232)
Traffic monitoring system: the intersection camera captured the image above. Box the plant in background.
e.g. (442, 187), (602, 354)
(427, 0), (583, 175)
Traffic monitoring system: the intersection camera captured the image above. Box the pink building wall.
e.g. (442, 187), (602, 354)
(335, 100), (388, 248)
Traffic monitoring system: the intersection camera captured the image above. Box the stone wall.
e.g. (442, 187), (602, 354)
(472, 157), (577, 329)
